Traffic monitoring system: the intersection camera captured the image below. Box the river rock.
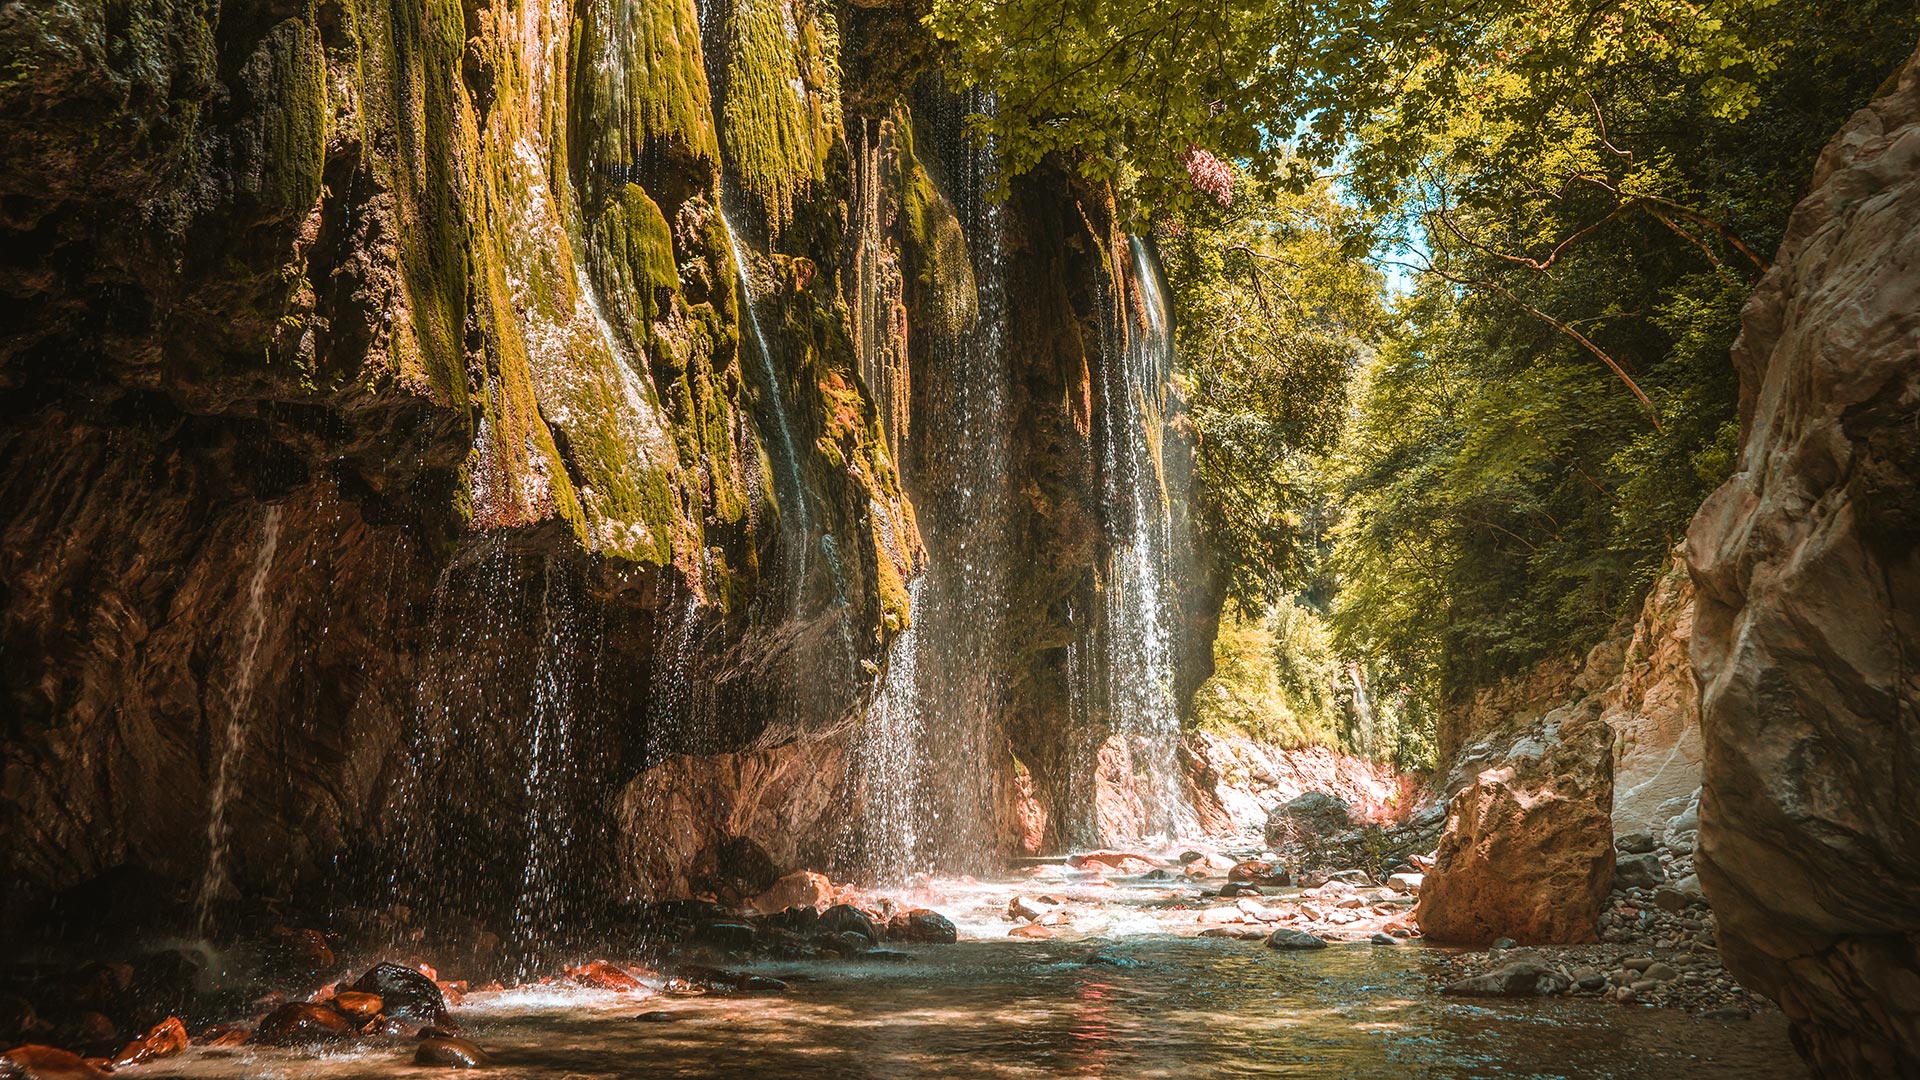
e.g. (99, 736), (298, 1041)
(887, 910), (957, 944)
(349, 962), (450, 1028)
(0, 1045), (109, 1079)
(565, 961), (645, 992)
(414, 1036), (489, 1068)
(1415, 707), (1615, 945)
(1613, 852), (1667, 889)
(817, 904), (880, 942)
(750, 871), (834, 914)
(1265, 929), (1329, 950)
(1386, 871), (1424, 894)
(254, 1002), (356, 1047)
(689, 921), (757, 950)
(1615, 832), (1657, 855)
(1442, 962), (1572, 997)
(1226, 860), (1291, 887)
(1686, 45), (1920, 1077)
(1263, 791), (1351, 848)
(329, 991), (384, 1021)
(110, 1016), (187, 1068)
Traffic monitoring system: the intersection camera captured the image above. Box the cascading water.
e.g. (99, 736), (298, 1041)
(1093, 237), (1198, 844)
(196, 504), (282, 933)
(842, 88), (1014, 879)
(506, 562), (583, 970)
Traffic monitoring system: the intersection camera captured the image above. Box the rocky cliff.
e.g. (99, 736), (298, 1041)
(0, 0), (1210, 937)
(1687, 46), (1920, 1078)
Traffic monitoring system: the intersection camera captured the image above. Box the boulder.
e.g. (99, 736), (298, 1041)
(1414, 707), (1615, 945)
(1442, 962), (1572, 997)
(414, 1036), (489, 1068)
(0, 1045), (109, 1079)
(817, 904), (880, 943)
(886, 910), (957, 944)
(1263, 791), (1351, 849)
(1386, 872), (1424, 894)
(111, 1016), (187, 1068)
(253, 1002), (356, 1047)
(1613, 853), (1667, 890)
(348, 962), (450, 1028)
(1226, 860), (1291, 887)
(1687, 43), (1920, 1077)
(328, 992), (383, 1021)
(750, 871), (834, 914)
(1615, 832), (1658, 855)
(1265, 928), (1328, 950)
(564, 961), (645, 992)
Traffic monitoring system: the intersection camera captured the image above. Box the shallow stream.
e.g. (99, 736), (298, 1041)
(142, 873), (1802, 1079)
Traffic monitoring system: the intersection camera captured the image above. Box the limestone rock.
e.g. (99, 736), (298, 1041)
(1264, 791), (1352, 849)
(1687, 43), (1920, 1078)
(1265, 928), (1328, 950)
(1415, 708), (1615, 945)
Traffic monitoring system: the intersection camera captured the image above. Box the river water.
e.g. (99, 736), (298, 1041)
(143, 873), (1802, 1080)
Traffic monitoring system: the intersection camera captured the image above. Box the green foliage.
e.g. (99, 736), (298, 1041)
(1326, 8), (1914, 708)
(1193, 600), (1343, 750)
(1159, 174), (1385, 609)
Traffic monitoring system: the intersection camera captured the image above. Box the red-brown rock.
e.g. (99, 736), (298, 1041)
(328, 991), (383, 1021)
(1415, 709), (1615, 945)
(563, 961), (644, 993)
(749, 871), (834, 914)
(112, 1016), (187, 1067)
(0, 1045), (109, 1079)
(252, 1002), (355, 1047)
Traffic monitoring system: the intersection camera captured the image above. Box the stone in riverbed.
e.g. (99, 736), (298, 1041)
(1217, 882), (1264, 898)
(1264, 791), (1352, 849)
(1368, 933), (1400, 945)
(1415, 708), (1616, 945)
(253, 1002), (357, 1047)
(0, 1045), (109, 1079)
(1613, 853), (1667, 890)
(1008, 896), (1055, 921)
(349, 962), (451, 1028)
(1227, 860), (1291, 887)
(414, 1036), (489, 1067)
(689, 921), (757, 950)
(1387, 872), (1424, 894)
(1008, 924), (1053, 940)
(565, 960), (646, 992)
(1615, 832), (1658, 855)
(817, 904), (880, 942)
(112, 1016), (188, 1068)
(1265, 929), (1329, 950)
(750, 871), (834, 914)
(887, 910), (957, 944)
(1441, 962), (1571, 997)
(329, 991), (383, 1021)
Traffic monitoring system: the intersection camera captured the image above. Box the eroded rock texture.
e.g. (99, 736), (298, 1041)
(1415, 707), (1616, 945)
(0, 0), (1212, 933)
(1687, 46), (1920, 1078)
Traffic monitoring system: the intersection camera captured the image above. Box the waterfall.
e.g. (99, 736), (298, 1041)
(842, 88), (1013, 879)
(196, 504), (283, 934)
(719, 193), (812, 547)
(1095, 238), (1198, 843)
(506, 562), (584, 970)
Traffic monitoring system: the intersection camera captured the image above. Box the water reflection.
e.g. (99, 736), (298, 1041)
(148, 933), (1800, 1079)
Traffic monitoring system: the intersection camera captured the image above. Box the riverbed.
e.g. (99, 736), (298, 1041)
(140, 872), (1804, 1079)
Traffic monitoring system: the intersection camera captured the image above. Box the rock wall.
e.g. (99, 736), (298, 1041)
(0, 0), (1212, 933)
(1597, 551), (1702, 836)
(1687, 46), (1920, 1078)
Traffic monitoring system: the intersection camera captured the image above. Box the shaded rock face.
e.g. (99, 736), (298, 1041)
(0, 0), (1214, 936)
(1596, 550), (1703, 836)
(1687, 47), (1920, 1078)
(1416, 707), (1616, 946)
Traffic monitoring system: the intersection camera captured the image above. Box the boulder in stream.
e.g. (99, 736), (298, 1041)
(348, 962), (451, 1028)
(414, 1036), (489, 1068)
(1441, 962), (1572, 998)
(253, 1002), (356, 1047)
(1265, 928), (1329, 950)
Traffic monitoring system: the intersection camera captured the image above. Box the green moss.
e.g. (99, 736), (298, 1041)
(894, 107), (977, 336)
(720, 0), (837, 232)
(568, 0), (716, 171)
(245, 15), (328, 222)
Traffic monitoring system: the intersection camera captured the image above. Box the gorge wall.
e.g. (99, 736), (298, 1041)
(0, 0), (1212, 938)
(1687, 45), (1920, 1078)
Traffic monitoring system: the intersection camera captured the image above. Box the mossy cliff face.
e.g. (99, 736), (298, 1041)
(0, 0), (1208, 922)
(0, 0), (915, 927)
